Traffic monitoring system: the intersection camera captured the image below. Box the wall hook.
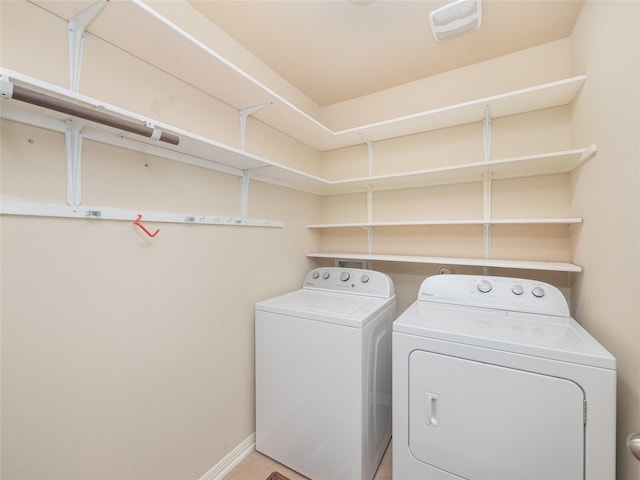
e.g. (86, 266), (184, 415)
(133, 214), (159, 237)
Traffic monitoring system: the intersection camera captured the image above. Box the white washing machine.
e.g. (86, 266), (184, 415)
(393, 274), (616, 480)
(256, 267), (396, 480)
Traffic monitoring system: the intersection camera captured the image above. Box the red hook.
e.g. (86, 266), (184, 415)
(133, 214), (160, 237)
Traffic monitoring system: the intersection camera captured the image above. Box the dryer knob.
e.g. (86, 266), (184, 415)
(322, 272), (330, 279)
(511, 285), (525, 296)
(361, 274), (370, 283)
(477, 280), (492, 293)
(340, 272), (350, 281)
(532, 286), (546, 298)
(312, 272), (320, 279)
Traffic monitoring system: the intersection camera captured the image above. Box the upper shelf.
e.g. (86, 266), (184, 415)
(30, 0), (587, 151)
(0, 68), (596, 196)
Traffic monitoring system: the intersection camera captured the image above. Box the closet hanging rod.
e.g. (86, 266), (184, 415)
(2, 81), (180, 145)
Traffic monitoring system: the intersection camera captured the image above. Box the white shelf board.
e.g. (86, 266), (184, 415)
(307, 252), (582, 273)
(320, 146), (597, 194)
(0, 69), (596, 196)
(0, 200), (284, 228)
(330, 76), (587, 147)
(0, 68), (330, 194)
(30, 1), (587, 151)
(307, 218), (583, 229)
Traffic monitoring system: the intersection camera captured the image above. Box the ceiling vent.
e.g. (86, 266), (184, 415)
(429, 0), (482, 42)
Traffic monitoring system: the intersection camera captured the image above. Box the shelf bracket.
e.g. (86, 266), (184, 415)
(482, 170), (492, 271)
(366, 185), (374, 224)
(482, 105), (492, 276)
(360, 134), (375, 176)
(359, 226), (374, 255)
(65, 118), (85, 206)
(68, 0), (109, 92)
(483, 104), (492, 162)
(239, 102), (272, 150)
(240, 166), (269, 219)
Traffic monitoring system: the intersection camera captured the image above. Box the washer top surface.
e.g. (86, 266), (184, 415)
(256, 268), (396, 328)
(393, 274), (615, 369)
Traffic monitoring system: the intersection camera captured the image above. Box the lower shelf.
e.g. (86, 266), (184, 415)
(307, 252), (582, 273)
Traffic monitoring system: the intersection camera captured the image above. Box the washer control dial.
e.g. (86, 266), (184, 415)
(477, 280), (492, 293)
(340, 272), (350, 282)
(312, 271), (320, 279)
(511, 285), (524, 296)
(532, 286), (546, 298)
(322, 272), (330, 279)
(361, 274), (370, 283)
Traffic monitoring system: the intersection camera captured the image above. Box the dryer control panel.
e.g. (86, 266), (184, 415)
(303, 267), (395, 298)
(419, 274), (569, 317)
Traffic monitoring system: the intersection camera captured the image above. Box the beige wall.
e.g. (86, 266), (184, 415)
(569, 1), (640, 478)
(0, 1), (320, 479)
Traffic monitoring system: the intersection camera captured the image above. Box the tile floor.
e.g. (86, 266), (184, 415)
(223, 441), (392, 480)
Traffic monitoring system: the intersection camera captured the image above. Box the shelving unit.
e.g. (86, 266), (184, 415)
(29, 0), (588, 151)
(0, 0), (595, 270)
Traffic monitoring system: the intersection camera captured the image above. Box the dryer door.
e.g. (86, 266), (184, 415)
(409, 350), (584, 479)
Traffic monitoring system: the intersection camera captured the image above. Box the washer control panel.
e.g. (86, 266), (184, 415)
(419, 274), (569, 317)
(303, 267), (394, 298)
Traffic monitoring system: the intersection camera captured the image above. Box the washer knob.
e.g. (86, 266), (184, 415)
(477, 280), (492, 293)
(312, 271), (320, 279)
(322, 272), (330, 279)
(361, 274), (370, 283)
(340, 271), (350, 281)
(532, 286), (546, 298)
(511, 285), (525, 296)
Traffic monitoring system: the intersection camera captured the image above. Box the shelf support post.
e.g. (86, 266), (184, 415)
(482, 105), (493, 275)
(359, 134), (374, 176)
(358, 226), (374, 256)
(65, 119), (85, 206)
(241, 169), (252, 219)
(239, 102), (271, 151)
(482, 172), (492, 275)
(240, 166), (269, 219)
(483, 105), (492, 162)
(366, 185), (373, 224)
(68, 0), (109, 92)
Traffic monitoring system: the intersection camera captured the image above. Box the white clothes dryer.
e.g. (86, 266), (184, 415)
(256, 267), (396, 480)
(393, 274), (616, 480)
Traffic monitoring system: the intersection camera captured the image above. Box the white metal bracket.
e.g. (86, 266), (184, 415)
(68, 0), (109, 92)
(240, 166), (269, 219)
(239, 102), (272, 150)
(482, 105), (493, 275)
(359, 134), (375, 176)
(65, 118), (85, 206)
(359, 226), (373, 255)
(483, 104), (492, 162)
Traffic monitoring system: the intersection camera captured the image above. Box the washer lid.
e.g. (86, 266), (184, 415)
(393, 302), (615, 369)
(256, 289), (395, 328)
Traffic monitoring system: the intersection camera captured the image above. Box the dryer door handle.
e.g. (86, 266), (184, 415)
(425, 392), (439, 427)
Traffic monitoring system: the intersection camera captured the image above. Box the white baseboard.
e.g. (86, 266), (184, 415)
(199, 432), (256, 480)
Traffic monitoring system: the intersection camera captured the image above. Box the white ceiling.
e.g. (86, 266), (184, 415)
(188, 0), (585, 107)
